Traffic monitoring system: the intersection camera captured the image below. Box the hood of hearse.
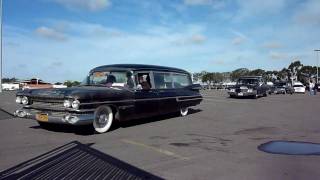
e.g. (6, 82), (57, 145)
(16, 86), (133, 100)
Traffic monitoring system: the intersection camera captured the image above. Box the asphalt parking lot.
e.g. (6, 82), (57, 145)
(0, 90), (320, 180)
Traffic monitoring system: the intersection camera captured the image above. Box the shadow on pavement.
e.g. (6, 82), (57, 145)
(29, 108), (202, 135)
(0, 108), (13, 120)
(0, 141), (164, 180)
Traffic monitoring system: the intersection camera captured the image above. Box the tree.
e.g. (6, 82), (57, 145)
(64, 80), (80, 87)
(249, 69), (265, 76)
(230, 68), (250, 81)
(2, 77), (18, 83)
(288, 60), (303, 82)
(298, 66), (317, 84)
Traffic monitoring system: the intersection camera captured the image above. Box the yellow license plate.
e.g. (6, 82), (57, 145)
(36, 113), (48, 122)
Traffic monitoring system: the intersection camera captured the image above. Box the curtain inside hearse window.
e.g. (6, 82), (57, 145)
(172, 74), (191, 88)
(154, 72), (173, 89)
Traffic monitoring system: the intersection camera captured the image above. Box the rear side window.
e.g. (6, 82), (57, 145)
(172, 74), (191, 88)
(154, 72), (173, 89)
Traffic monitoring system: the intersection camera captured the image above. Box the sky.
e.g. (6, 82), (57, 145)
(3, 0), (320, 82)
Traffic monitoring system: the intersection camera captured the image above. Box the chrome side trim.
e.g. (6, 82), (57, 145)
(176, 98), (203, 102)
(80, 95), (202, 105)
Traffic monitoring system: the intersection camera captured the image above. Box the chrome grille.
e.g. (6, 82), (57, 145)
(31, 100), (65, 111)
(29, 109), (66, 117)
(236, 88), (248, 93)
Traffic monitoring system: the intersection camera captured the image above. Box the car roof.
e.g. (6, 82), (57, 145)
(90, 64), (189, 74)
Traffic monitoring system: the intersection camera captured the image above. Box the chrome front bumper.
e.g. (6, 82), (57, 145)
(14, 108), (94, 125)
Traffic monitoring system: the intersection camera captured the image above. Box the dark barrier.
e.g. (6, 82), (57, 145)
(0, 141), (164, 180)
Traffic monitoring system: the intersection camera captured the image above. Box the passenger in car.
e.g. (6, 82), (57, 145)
(106, 74), (116, 87)
(137, 75), (151, 90)
(126, 72), (134, 88)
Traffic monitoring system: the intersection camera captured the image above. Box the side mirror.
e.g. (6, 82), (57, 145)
(186, 84), (202, 91)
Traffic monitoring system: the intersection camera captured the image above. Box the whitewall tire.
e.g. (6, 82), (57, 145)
(93, 106), (114, 133)
(180, 107), (189, 116)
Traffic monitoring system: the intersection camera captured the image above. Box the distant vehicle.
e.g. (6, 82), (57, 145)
(15, 64), (203, 133)
(20, 78), (53, 90)
(316, 83), (320, 92)
(293, 82), (306, 93)
(228, 76), (269, 98)
(52, 84), (67, 88)
(271, 82), (294, 95)
(2, 83), (20, 91)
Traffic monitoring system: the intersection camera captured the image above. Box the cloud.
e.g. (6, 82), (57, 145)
(234, 0), (287, 21)
(52, 0), (111, 12)
(232, 37), (245, 45)
(210, 59), (226, 65)
(35, 26), (67, 41)
(270, 51), (288, 60)
(50, 61), (63, 67)
(190, 34), (207, 44)
(183, 0), (227, 9)
(6, 22), (217, 82)
(174, 34), (207, 45)
(230, 30), (247, 45)
(262, 42), (283, 49)
(293, 0), (320, 26)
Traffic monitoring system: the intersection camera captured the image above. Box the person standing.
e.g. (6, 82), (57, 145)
(314, 82), (318, 95)
(309, 80), (314, 95)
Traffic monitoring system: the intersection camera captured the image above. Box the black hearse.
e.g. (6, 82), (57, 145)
(228, 76), (268, 98)
(14, 64), (202, 133)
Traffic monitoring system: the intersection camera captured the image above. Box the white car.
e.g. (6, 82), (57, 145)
(293, 84), (306, 93)
(2, 83), (20, 90)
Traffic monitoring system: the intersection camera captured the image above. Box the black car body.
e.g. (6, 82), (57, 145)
(228, 76), (268, 98)
(15, 64), (202, 133)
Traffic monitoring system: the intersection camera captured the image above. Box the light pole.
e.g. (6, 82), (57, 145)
(315, 49), (320, 84)
(0, 0), (3, 93)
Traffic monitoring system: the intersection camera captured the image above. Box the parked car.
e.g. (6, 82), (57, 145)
(270, 82), (294, 95)
(293, 82), (306, 93)
(2, 83), (20, 91)
(228, 76), (269, 98)
(316, 83), (320, 92)
(14, 64), (203, 133)
(20, 78), (53, 90)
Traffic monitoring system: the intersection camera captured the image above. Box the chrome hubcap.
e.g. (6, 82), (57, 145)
(98, 114), (108, 124)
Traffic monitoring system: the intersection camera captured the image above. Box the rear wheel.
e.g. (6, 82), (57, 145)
(93, 106), (114, 133)
(180, 107), (189, 116)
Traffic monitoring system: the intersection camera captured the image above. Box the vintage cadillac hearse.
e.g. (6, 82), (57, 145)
(15, 64), (203, 133)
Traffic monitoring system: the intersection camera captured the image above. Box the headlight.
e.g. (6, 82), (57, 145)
(248, 89), (253, 93)
(16, 96), (22, 104)
(229, 89), (235, 92)
(63, 100), (72, 108)
(21, 96), (29, 105)
(71, 100), (80, 110)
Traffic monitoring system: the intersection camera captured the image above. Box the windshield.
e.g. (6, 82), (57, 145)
(237, 78), (259, 85)
(81, 71), (134, 88)
(293, 85), (304, 87)
(275, 83), (286, 87)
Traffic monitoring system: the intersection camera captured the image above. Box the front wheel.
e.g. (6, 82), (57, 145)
(180, 107), (189, 116)
(93, 106), (114, 133)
